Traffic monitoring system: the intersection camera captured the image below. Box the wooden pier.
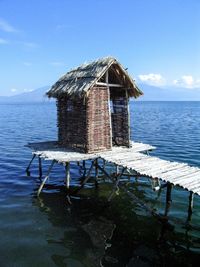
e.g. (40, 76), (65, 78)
(26, 140), (200, 227)
(26, 141), (200, 196)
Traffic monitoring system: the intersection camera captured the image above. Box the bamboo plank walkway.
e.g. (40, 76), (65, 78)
(99, 150), (200, 195)
(27, 141), (155, 162)
(26, 141), (200, 196)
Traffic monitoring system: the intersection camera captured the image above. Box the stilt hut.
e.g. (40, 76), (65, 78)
(46, 57), (143, 153)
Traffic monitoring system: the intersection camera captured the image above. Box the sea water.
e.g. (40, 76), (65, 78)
(0, 101), (199, 266)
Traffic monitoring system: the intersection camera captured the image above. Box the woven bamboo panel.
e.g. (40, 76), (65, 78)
(86, 87), (111, 153)
(56, 86), (130, 153)
(57, 97), (87, 151)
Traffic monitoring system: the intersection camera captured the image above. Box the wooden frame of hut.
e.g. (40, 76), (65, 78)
(47, 57), (143, 153)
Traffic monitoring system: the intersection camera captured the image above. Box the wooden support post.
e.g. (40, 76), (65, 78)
(106, 70), (113, 149)
(74, 161), (95, 194)
(125, 89), (131, 148)
(82, 160), (86, 178)
(116, 164), (119, 177)
(26, 154), (36, 176)
(108, 177), (120, 202)
(102, 159), (106, 170)
(65, 162), (70, 189)
(38, 157), (42, 178)
(65, 162), (71, 204)
(81, 161), (94, 186)
(95, 159), (99, 188)
(97, 163), (113, 181)
(164, 183), (172, 217)
(187, 191), (194, 222)
(37, 160), (55, 197)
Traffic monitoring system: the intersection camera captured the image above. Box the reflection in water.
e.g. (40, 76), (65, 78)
(33, 179), (200, 267)
(35, 186), (117, 267)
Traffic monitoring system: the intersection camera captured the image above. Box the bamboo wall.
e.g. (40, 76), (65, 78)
(57, 97), (87, 151)
(57, 86), (130, 153)
(86, 87), (111, 153)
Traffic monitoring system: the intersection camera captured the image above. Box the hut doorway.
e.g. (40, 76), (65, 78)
(110, 87), (130, 147)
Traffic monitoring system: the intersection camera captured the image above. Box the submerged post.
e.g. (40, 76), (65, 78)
(187, 191), (194, 222)
(38, 157), (42, 178)
(164, 182), (172, 217)
(82, 160), (86, 178)
(26, 154), (36, 176)
(95, 158), (99, 188)
(65, 162), (70, 189)
(37, 160), (55, 196)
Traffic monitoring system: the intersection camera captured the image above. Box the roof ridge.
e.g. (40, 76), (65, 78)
(46, 56), (143, 99)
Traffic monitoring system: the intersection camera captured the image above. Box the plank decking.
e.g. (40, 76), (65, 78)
(27, 141), (200, 196)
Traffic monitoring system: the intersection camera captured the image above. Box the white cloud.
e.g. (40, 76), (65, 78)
(173, 75), (200, 88)
(11, 88), (17, 92)
(0, 18), (17, 32)
(0, 38), (9, 44)
(138, 73), (165, 86)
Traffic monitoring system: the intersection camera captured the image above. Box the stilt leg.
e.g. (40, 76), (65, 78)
(82, 160), (86, 178)
(26, 154), (36, 176)
(65, 162), (71, 204)
(37, 160), (55, 196)
(65, 162), (70, 189)
(116, 165), (119, 177)
(108, 178), (120, 202)
(107, 167), (125, 201)
(74, 161), (95, 194)
(81, 160), (95, 186)
(164, 183), (172, 217)
(96, 163), (112, 180)
(38, 157), (42, 179)
(187, 191), (194, 223)
(95, 159), (99, 188)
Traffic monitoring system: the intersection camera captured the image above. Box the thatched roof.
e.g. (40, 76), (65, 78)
(46, 57), (143, 99)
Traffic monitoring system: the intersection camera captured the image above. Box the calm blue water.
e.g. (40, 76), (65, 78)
(0, 101), (200, 267)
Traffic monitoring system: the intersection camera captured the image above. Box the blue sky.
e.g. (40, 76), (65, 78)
(0, 0), (199, 96)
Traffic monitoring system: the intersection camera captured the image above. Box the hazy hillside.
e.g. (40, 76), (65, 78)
(0, 86), (51, 103)
(0, 84), (200, 102)
(138, 84), (200, 101)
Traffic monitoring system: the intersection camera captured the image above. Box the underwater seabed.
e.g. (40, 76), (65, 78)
(28, 160), (200, 267)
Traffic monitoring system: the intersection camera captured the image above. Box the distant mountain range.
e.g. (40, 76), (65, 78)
(0, 84), (200, 103)
(138, 84), (200, 101)
(0, 86), (51, 103)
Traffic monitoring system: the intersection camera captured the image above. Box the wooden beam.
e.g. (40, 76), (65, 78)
(65, 162), (70, 189)
(37, 160), (55, 196)
(164, 183), (172, 217)
(80, 160), (95, 187)
(26, 154), (36, 176)
(96, 82), (123, 87)
(95, 159), (99, 188)
(38, 157), (42, 178)
(187, 191), (194, 222)
(126, 89), (131, 147)
(106, 71), (113, 149)
(105, 70), (108, 84)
